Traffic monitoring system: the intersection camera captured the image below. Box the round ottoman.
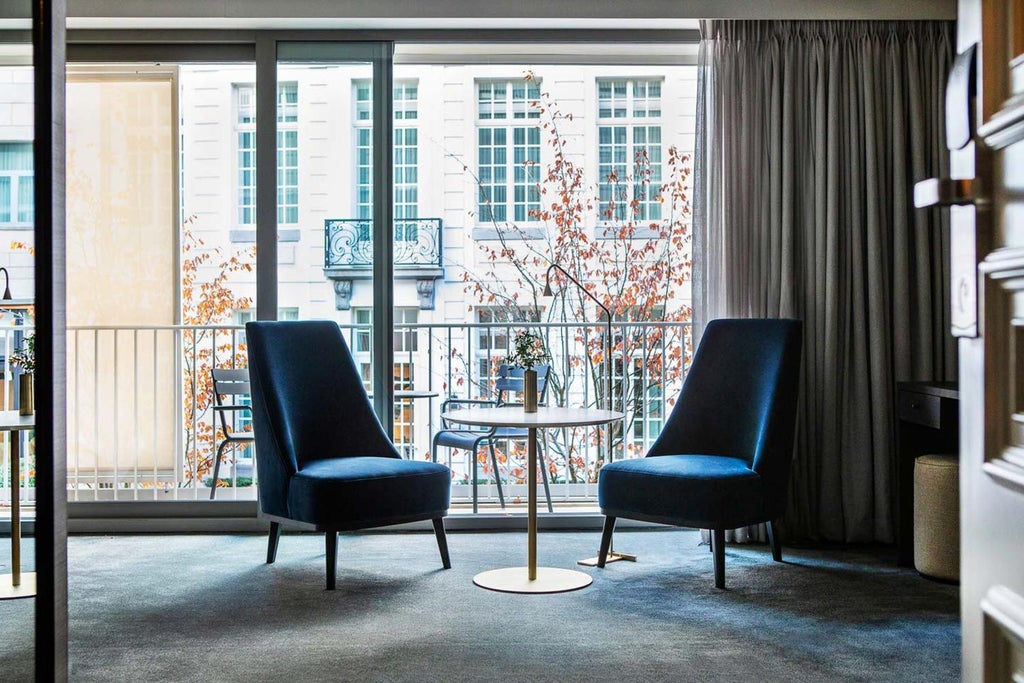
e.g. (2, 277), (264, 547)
(913, 454), (959, 582)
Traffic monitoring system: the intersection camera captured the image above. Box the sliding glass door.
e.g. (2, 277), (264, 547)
(273, 41), (395, 423)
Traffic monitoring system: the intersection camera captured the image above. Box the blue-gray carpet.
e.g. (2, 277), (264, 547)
(0, 529), (959, 681)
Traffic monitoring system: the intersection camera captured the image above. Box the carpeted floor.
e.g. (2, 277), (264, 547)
(0, 529), (959, 681)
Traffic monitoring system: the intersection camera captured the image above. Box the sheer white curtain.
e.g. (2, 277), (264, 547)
(693, 20), (956, 543)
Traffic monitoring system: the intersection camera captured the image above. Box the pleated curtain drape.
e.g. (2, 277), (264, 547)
(692, 20), (957, 542)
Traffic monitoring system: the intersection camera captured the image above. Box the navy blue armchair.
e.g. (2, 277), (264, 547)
(597, 318), (802, 588)
(245, 320), (452, 589)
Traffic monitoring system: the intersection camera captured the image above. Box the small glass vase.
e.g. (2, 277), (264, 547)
(18, 373), (33, 416)
(523, 368), (538, 413)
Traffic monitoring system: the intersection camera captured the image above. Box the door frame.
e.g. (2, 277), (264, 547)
(269, 40), (396, 422)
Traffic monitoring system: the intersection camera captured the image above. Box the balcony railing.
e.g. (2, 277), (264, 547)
(324, 218), (443, 269)
(0, 325), (36, 503)
(53, 320), (691, 506)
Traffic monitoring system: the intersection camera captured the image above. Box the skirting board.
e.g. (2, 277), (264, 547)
(51, 501), (670, 534)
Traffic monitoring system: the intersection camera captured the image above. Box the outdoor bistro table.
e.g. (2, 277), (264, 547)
(440, 405), (624, 594)
(0, 410), (35, 599)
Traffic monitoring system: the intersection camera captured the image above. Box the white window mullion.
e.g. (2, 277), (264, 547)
(355, 80), (419, 230)
(477, 78), (540, 227)
(276, 83), (299, 225)
(0, 142), (34, 228)
(597, 78), (664, 224)
(235, 83), (298, 227)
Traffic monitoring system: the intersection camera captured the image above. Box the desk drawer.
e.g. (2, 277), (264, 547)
(898, 391), (941, 428)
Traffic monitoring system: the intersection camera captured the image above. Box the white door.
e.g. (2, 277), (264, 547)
(956, 0), (1024, 679)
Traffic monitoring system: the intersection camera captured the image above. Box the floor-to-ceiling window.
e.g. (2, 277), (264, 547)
(0, 25), (37, 673)
(7, 38), (698, 512)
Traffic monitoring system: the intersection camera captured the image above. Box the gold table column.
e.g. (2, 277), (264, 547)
(442, 406), (623, 594)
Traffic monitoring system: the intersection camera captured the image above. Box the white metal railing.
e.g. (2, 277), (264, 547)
(60, 320), (692, 506)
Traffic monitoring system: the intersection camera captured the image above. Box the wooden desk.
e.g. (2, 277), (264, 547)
(896, 381), (959, 568)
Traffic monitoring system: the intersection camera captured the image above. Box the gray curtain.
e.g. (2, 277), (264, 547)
(692, 20), (956, 543)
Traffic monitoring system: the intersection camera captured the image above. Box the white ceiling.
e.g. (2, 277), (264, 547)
(0, 0), (957, 26)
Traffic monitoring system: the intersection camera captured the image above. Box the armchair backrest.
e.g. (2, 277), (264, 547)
(245, 320), (400, 517)
(648, 318), (802, 508)
(495, 364), (550, 405)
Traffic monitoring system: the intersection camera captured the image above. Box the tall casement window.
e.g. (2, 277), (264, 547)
(597, 78), (663, 222)
(234, 82), (299, 227)
(353, 80), (419, 230)
(476, 79), (541, 225)
(0, 142), (33, 227)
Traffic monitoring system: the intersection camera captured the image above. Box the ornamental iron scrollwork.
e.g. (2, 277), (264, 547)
(325, 218), (442, 268)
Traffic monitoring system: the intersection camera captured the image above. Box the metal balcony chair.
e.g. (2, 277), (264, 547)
(432, 364), (553, 514)
(209, 368), (255, 500)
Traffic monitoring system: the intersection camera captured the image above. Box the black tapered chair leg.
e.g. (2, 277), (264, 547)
(538, 438), (553, 513)
(713, 528), (726, 589)
(597, 516), (616, 568)
(325, 529), (338, 590)
(433, 517), (452, 569)
(488, 442), (505, 508)
(708, 529), (714, 553)
(266, 521), (282, 564)
(766, 520), (782, 562)
(210, 441), (230, 500)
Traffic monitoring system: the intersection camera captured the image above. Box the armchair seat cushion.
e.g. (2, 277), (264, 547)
(289, 457), (451, 529)
(598, 455), (766, 529)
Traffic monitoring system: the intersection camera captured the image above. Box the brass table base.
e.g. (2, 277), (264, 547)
(473, 567), (592, 594)
(577, 550), (638, 567)
(0, 572), (36, 600)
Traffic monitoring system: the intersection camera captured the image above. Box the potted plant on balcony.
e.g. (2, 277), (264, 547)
(10, 334), (34, 416)
(505, 330), (547, 413)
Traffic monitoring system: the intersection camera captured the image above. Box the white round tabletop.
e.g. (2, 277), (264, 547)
(441, 406), (624, 429)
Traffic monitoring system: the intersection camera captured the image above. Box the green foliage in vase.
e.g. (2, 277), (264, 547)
(505, 331), (547, 370)
(9, 334), (34, 374)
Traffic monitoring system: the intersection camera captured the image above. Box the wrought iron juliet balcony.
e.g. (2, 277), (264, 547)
(324, 217), (443, 269)
(323, 218), (444, 310)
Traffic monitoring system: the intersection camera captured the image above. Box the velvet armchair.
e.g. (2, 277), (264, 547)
(596, 318), (802, 588)
(245, 320), (452, 589)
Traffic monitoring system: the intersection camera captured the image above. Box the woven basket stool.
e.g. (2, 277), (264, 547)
(913, 454), (959, 582)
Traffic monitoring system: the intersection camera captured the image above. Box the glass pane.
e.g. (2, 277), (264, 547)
(0, 176), (11, 222)
(278, 50), (382, 420)
(0, 22), (35, 669)
(63, 65), (251, 502)
(180, 65), (260, 501)
(388, 57), (694, 504)
(17, 176), (32, 223)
